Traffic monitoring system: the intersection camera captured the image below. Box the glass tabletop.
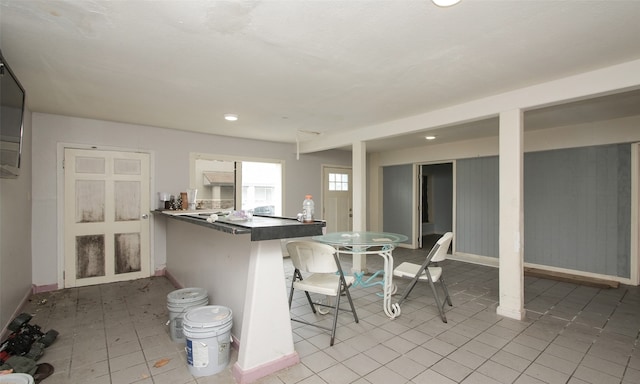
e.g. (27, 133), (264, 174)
(312, 231), (408, 246)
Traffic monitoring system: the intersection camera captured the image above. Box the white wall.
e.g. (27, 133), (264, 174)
(31, 113), (351, 289)
(0, 105), (32, 331)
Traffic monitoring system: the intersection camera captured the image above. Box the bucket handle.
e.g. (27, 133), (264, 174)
(185, 340), (207, 355)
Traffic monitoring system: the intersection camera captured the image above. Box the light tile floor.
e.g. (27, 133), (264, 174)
(22, 244), (640, 384)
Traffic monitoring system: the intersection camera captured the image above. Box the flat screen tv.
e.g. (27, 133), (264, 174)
(0, 50), (26, 178)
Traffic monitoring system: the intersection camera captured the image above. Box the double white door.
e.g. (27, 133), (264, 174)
(64, 148), (150, 287)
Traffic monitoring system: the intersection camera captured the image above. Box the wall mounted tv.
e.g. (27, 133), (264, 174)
(0, 50), (26, 178)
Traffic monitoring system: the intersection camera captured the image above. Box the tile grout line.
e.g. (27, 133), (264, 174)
(100, 285), (114, 384)
(559, 286), (627, 384)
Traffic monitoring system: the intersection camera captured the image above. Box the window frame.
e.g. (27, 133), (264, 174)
(189, 152), (285, 215)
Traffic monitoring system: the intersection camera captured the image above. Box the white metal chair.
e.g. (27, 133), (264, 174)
(393, 232), (453, 322)
(286, 240), (358, 346)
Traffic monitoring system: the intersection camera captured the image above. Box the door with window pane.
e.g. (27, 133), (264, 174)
(64, 148), (150, 287)
(323, 166), (352, 232)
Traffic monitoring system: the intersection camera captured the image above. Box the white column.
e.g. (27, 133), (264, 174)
(234, 239), (299, 383)
(496, 109), (526, 320)
(352, 141), (367, 272)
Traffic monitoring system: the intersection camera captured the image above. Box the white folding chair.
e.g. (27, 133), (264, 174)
(393, 232), (453, 322)
(286, 241), (358, 346)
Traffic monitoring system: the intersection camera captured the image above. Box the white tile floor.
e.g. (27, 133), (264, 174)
(22, 242), (640, 384)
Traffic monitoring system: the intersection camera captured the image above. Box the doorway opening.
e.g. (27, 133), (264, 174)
(419, 163), (453, 249)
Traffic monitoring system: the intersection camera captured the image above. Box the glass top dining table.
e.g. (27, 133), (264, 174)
(312, 231), (408, 318)
(312, 231), (408, 248)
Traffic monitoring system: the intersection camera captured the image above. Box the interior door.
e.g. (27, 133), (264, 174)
(64, 148), (150, 287)
(323, 166), (352, 233)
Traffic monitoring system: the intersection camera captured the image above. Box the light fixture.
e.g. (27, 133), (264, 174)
(432, 0), (461, 7)
(425, 135), (436, 140)
(224, 114), (238, 121)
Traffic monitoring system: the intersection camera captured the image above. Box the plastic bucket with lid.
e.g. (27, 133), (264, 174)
(183, 305), (233, 377)
(0, 373), (35, 384)
(167, 287), (208, 343)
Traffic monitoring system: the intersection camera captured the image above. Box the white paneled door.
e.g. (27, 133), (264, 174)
(64, 148), (150, 287)
(322, 166), (352, 233)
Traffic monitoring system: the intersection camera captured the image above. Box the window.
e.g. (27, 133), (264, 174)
(328, 172), (349, 191)
(191, 154), (283, 215)
(240, 162), (281, 214)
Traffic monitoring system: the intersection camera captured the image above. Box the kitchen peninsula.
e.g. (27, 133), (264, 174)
(158, 211), (325, 383)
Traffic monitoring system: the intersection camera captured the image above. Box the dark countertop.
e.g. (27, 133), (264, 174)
(155, 210), (326, 241)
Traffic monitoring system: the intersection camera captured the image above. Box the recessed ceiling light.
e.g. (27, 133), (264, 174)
(425, 135), (436, 140)
(224, 114), (238, 121)
(432, 0), (461, 7)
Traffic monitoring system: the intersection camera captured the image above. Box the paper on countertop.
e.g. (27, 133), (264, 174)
(206, 214), (219, 223)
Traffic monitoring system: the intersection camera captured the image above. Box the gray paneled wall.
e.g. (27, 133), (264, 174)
(455, 144), (631, 278)
(383, 164), (413, 243)
(525, 144), (630, 278)
(455, 156), (499, 257)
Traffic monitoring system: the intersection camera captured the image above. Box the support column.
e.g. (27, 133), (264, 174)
(496, 109), (526, 320)
(352, 141), (367, 272)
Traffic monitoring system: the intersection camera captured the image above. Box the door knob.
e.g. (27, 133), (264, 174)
(141, 214), (149, 219)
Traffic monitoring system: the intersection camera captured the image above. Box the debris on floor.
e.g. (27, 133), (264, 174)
(153, 358), (171, 368)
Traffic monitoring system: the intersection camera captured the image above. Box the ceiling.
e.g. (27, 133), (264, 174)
(1, 0), (640, 152)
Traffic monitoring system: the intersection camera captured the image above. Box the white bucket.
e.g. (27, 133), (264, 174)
(167, 287), (208, 343)
(0, 373), (35, 384)
(183, 305), (233, 377)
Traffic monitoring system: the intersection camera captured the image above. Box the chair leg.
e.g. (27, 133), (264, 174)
(288, 270), (298, 308)
(343, 281), (359, 323)
(428, 276), (447, 323)
(328, 278), (359, 346)
(288, 285), (294, 308)
(398, 275), (420, 305)
(440, 275), (452, 307)
(305, 292), (317, 313)
(329, 289), (343, 346)
(290, 269), (316, 313)
(336, 256), (358, 322)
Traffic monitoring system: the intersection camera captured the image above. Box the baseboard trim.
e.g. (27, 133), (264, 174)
(232, 352), (300, 384)
(163, 269), (183, 289)
(524, 264), (622, 288)
(32, 283), (58, 294)
(0, 286), (33, 341)
(448, 252), (499, 267)
(449, 253), (629, 287)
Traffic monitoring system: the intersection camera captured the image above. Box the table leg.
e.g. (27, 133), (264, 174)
(337, 247), (401, 319)
(380, 249), (401, 319)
